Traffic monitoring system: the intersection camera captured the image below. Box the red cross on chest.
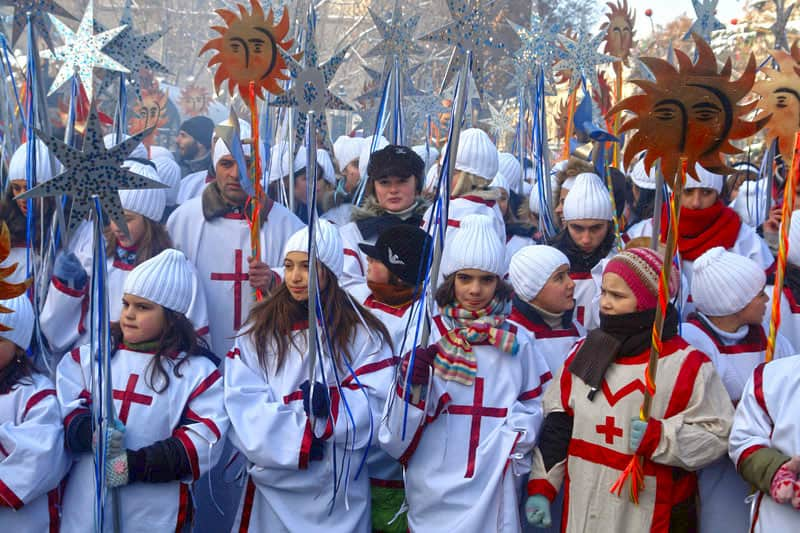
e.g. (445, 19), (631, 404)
(113, 374), (153, 424)
(595, 415), (623, 445)
(446, 377), (508, 478)
(210, 248), (250, 330)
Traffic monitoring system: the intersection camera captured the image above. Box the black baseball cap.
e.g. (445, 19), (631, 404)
(359, 224), (432, 286)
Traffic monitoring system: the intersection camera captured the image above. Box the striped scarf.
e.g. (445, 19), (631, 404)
(434, 298), (518, 386)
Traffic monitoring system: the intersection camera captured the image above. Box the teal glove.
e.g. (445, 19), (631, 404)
(93, 419), (126, 458)
(630, 418), (648, 452)
(106, 453), (129, 488)
(525, 494), (552, 527)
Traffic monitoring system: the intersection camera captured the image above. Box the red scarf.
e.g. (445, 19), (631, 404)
(660, 200), (741, 261)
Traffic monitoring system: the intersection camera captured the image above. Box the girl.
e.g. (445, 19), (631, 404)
(681, 247), (793, 532)
(40, 171), (210, 353)
(56, 249), (229, 532)
(225, 220), (395, 532)
(525, 247), (733, 532)
(0, 294), (69, 531)
(339, 144), (429, 286)
(380, 214), (549, 533)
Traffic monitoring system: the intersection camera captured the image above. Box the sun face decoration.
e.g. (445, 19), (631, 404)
(200, 0), (295, 100)
(753, 40), (800, 164)
(554, 98), (569, 139)
(129, 88), (169, 147)
(609, 33), (767, 184)
(179, 84), (212, 117)
(601, 0), (636, 65)
(0, 222), (31, 331)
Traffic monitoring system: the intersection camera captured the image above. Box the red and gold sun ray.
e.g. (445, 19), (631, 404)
(753, 40), (800, 165)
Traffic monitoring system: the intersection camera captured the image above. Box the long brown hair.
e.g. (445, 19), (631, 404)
(243, 264), (393, 373)
(0, 189), (54, 247)
(104, 216), (172, 266)
(0, 346), (36, 394)
(435, 272), (513, 308)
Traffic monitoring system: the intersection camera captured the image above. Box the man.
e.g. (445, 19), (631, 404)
(175, 116), (214, 177)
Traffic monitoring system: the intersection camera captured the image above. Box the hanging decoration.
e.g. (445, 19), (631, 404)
(753, 41), (800, 165)
(684, 0), (725, 42)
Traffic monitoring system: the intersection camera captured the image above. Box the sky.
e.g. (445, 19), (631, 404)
(626, 0), (745, 37)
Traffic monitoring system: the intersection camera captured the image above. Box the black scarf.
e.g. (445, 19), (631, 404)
(569, 305), (679, 399)
(554, 224), (616, 273)
(512, 295), (574, 330)
(356, 213), (423, 241)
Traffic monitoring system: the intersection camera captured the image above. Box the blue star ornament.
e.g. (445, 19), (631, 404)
(553, 32), (619, 92)
(507, 14), (563, 85)
(481, 102), (515, 138)
(357, 63), (424, 105)
(684, 0), (725, 42)
(365, 3), (424, 68)
(15, 104), (164, 239)
(40, 0), (129, 101)
(0, 0), (76, 48)
(770, 0), (795, 51)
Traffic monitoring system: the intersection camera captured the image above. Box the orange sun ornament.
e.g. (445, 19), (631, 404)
(601, 0), (636, 66)
(609, 33), (768, 184)
(0, 222), (31, 331)
(129, 88), (170, 148)
(200, 0), (296, 100)
(179, 84), (212, 117)
(753, 40), (800, 164)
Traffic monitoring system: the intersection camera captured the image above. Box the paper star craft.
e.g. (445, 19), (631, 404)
(0, 0), (76, 48)
(365, 2), (424, 71)
(553, 32), (619, 92)
(481, 102), (514, 138)
(684, 0), (725, 42)
(770, 0), (796, 51)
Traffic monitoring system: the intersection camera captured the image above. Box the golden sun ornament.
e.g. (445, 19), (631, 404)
(179, 84), (212, 117)
(601, 0), (636, 66)
(200, 0), (295, 100)
(753, 40), (800, 164)
(609, 33), (767, 184)
(129, 88), (169, 147)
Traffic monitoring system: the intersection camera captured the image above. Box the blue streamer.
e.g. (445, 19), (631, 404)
(353, 68), (392, 205)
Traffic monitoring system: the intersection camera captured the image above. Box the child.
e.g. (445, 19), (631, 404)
(526, 247), (733, 532)
(766, 211), (800, 352)
(225, 220), (395, 532)
(0, 295), (69, 531)
(729, 355), (800, 531)
(380, 214), (549, 532)
(681, 247), (793, 532)
(507, 245), (585, 377)
(56, 249), (229, 532)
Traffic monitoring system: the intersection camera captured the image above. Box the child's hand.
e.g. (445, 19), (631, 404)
(248, 256), (275, 291)
(770, 460), (800, 509)
(93, 419), (126, 458)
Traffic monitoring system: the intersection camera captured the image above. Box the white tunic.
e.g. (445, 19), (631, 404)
(380, 315), (549, 533)
(506, 306), (584, 379)
(681, 316), (793, 533)
(729, 355), (800, 533)
(0, 245), (30, 285)
(225, 321), (394, 532)
(56, 345), (229, 533)
(0, 373), (69, 531)
(339, 221), (370, 286)
(167, 197), (303, 357)
(765, 285), (800, 353)
(176, 171), (212, 205)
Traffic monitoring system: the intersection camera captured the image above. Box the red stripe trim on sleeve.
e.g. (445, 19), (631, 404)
(518, 373), (552, 402)
(561, 352), (576, 416)
(52, 276), (85, 297)
(174, 428), (200, 481)
(283, 390), (304, 404)
(70, 348), (81, 363)
(187, 370), (222, 403)
(0, 479), (23, 509)
(238, 477), (257, 532)
(299, 420), (313, 470)
(48, 488), (60, 533)
(636, 418), (663, 458)
(527, 478), (558, 502)
(183, 407), (222, 440)
(22, 389), (56, 420)
(195, 326), (210, 337)
(227, 348), (241, 359)
(341, 356), (399, 389)
(664, 351), (709, 419)
(174, 483), (190, 533)
(343, 248), (364, 275)
(753, 363), (771, 423)
(736, 444), (767, 472)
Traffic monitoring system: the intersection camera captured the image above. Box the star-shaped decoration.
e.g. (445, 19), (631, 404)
(94, 0), (169, 98)
(364, 2), (424, 72)
(553, 32), (619, 92)
(480, 102), (514, 139)
(15, 104), (164, 240)
(506, 14), (564, 89)
(684, 0), (725, 42)
(0, 0), (76, 49)
(404, 91), (450, 141)
(770, 0), (796, 51)
(356, 62), (425, 106)
(40, 0), (129, 101)
(418, 0), (509, 100)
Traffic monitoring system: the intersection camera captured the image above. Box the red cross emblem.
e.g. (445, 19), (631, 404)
(595, 416), (623, 445)
(210, 248), (250, 330)
(113, 374), (153, 424)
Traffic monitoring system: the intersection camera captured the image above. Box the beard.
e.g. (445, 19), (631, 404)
(180, 139), (200, 161)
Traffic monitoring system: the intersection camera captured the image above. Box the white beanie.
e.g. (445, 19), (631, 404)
(119, 160), (167, 221)
(686, 163), (724, 193)
(0, 294), (34, 349)
(152, 156), (181, 205)
(294, 146), (336, 185)
(441, 214), (506, 277)
(412, 144), (440, 169)
(358, 135), (389, 182)
(630, 158), (657, 190)
(104, 133), (148, 160)
(282, 219), (344, 279)
(268, 141), (292, 183)
(787, 211), (800, 267)
(123, 249), (194, 314)
(333, 135), (362, 170)
(528, 180), (542, 215)
(454, 128), (498, 180)
(561, 176), (576, 192)
(497, 152), (522, 192)
(212, 118), (263, 168)
(562, 173), (613, 222)
(733, 179), (769, 227)
(8, 140), (55, 184)
(509, 245), (570, 302)
(691, 246), (766, 316)
(489, 172), (510, 192)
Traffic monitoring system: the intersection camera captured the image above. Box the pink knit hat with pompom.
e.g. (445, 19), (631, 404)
(603, 247), (679, 311)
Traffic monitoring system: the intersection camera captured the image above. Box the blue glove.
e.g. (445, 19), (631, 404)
(525, 495), (552, 527)
(630, 418), (648, 452)
(310, 437), (324, 462)
(299, 380), (330, 418)
(53, 251), (87, 290)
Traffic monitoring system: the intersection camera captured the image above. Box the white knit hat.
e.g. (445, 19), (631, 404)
(528, 180), (542, 215)
(152, 156), (181, 206)
(685, 163), (724, 192)
(8, 140), (55, 184)
(283, 219), (344, 278)
(691, 246), (766, 316)
(561, 176), (576, 192)
(787, 211), (800, 267)
(509, 245), (570, 302)
(119, 161), (167, 221)
(630, 158), (657, 190)
(123, 249), (194, 314)
(562, 173), (613, 221)
(212, 118), (264, 168)
(0, 294), (34, 349)
(489, 171), (510, 192)
(454, 128), (498, 180)
(103, 133), (148, 160)
(294, 146), (336, 185)
(412, 144), (440, 170)
(733, 179), (769, 227)
(333, 135), (362, 171)
(441, 214), (506, 277)
(268, 141), (292, 183)
(497, 152), (522, 192)
(358, 135), (389, 182)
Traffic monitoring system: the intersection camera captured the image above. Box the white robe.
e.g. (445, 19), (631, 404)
(176, 171), (212, 205)
(56, 345), (229, 533)
(729, 355), (800, 532)
(681, 316), (793, 533)
(339, 221), (370, 287)
(380, 315), (549, 533)
(225, 321), (394, 532)
(0, 373), (69, 531)
(167, 197), (303, 357)
(506, 305), (584, 379)
(765, 285), (800, 353)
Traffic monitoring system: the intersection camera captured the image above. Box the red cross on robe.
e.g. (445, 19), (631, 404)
(113, 374), (153, 424)
(210, 248), (250, 330)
